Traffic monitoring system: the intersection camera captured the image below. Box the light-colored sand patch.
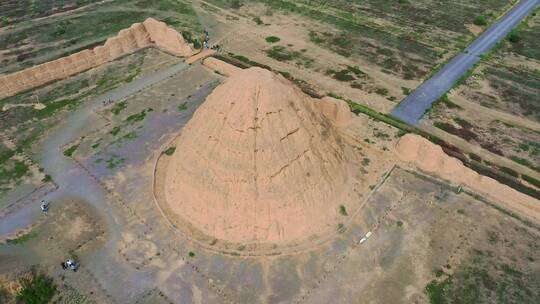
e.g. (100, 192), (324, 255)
(160, 67), (357, 245)
(466, 23), (484, 35)
(395, 134), (540, 224)
(1, 103), (46, 111)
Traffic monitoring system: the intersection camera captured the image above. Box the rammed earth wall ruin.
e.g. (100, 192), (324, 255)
(0, 18), (193, 99)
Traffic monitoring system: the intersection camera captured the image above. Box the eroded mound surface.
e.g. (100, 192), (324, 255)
(163, 67), (354, 244)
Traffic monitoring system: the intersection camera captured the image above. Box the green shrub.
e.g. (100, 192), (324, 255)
(178, 102), (188, 111)
(163, 147), (176, 156)
(522, 174), (540, 189)
(6, 231), (37, 245)
(425, 279), (450, 304)
(63, 144), (79, 157)
(469, 153), (482, 162)
(500, 166), (519, 178)
(253, 16), (263, 25)
(507, 32), (521, 43)
(265, 46), (297, 61)
(375, 87), (389, 96)
(111, 101), (127, 115)
(16, 273), (56, 304)
(331, 69), (355, 82)
(110, 126), (121, 136)
(42, 175), (52, 183)
(230, 0), (241, 9)
(125, 108), (152, 123)
(401, 87), (412, 95)
(473, 15), (487, 26)
(265, 36), (280, 43)
(339, 205), (348, 216)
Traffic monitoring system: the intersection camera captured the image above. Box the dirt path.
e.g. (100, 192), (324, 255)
(448, 90), (540, 132)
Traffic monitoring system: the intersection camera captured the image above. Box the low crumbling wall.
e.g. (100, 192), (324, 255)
(0, 18), (193, 99)
(202, 57), (242, 76)
(396, 134), (540, 224)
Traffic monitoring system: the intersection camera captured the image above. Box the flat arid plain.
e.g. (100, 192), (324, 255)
(1, 1), (539, 303)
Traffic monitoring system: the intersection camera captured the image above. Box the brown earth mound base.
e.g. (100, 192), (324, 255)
(0, 18), (193, 99)
(156, 67), (358, 249)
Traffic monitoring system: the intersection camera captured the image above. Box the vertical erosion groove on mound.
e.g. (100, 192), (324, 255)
(0, 18), (193, 99)
(158, 67), (357, 248)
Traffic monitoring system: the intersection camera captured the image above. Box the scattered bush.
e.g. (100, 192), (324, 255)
(265, 36), (280, 43)
(163, 147), (176, 156)
(230, 0), (241, 9)
(63, 144), (79, 157)
(522, 174), (540, 189)
(401, 87), (412, 95)
(329, 69), (355, 82)
(111, 101), (127, 115)
(110, 126), (121, 136)
(6, 231), (37, 245)
(500, 166), (519, 178)
(469, 153), (482, 162)
(507, 32), (521, 43)
(178, 102), (188, 111)
(253, 16), (263, 25)
(265, 46), (298, 61)
(126, 108), (152, 123)
(16, 273), (56, 304)
(473, 15), (487, 26)
(375, 87), (389, 96)
(339, 205), (348, 216)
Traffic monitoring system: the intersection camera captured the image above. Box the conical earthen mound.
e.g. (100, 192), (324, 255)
(163, 67), (352, 244)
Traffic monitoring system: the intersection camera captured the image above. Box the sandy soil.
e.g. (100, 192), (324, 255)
(395, 134), (540, 224)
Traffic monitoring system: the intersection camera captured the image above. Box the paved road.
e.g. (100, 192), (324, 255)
(391, 0), (540, 125)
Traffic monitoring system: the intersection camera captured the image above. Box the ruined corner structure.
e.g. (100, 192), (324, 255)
(0, 18), (194, 99)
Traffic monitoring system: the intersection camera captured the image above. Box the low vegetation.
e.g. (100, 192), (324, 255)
(339, 205), (348, 216)
(63, 144), (79, 157)
(16, 273), (57, 304)
(5, 231), (37, 245)
(111, 101), (128, 115)
(178, 102), (188, 111)
(265, 45), (300, 61)
(163, 147), (176, 156)
(265, 36), (280, 43)
(125, 108), (153, 124)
